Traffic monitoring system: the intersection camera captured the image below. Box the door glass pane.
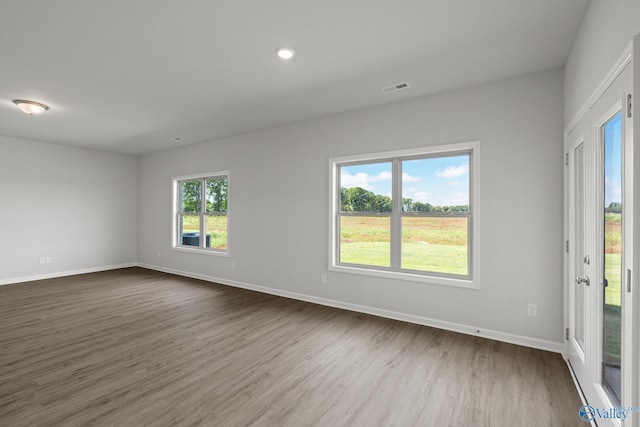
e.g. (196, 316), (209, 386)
(574, 142), (586, 351)
(602, 112), (623, 406)
(401, 217), (468, 275)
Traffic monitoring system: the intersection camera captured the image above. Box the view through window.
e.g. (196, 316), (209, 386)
(173, 173), (228, 254)
(331, 142), (478, 286)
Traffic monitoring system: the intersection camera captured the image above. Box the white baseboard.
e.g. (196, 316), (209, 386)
(0, 262), (138, 286)
(138, 262), (565, 354)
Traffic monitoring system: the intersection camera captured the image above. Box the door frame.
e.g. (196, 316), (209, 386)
(630, 32), (640, 427)
(564, 35), (638, 427)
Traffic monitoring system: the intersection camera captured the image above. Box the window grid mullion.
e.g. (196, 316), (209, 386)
(200, 179), (206, 248)
(177, 183), (181, 247)
(390, 159), (402, 269)
(467, 213), (472, 276)
(335, 165), (342, 266)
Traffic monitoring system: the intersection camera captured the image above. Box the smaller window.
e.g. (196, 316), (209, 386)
(172, 172), (229, 255)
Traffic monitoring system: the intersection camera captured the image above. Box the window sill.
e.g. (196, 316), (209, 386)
(171, 246), (229, 257)
(329, 264), (479, 289)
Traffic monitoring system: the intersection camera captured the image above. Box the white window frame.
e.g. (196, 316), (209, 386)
(171, 171), (230, 257)
(329, 141), (480, 289)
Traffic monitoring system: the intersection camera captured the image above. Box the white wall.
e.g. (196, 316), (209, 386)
(0, 136), (138, 284)
(564, 0), (640, 124)
(138, 68), (565, 346)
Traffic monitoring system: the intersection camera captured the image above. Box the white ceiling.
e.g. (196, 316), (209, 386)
(0, 0), (590, 155)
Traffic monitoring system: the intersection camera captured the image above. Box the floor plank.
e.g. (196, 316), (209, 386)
(0, 268), (583, 426)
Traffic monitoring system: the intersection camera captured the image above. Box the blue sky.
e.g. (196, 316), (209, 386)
(604, 112), (622, 206)
(340, 155), (469, 206)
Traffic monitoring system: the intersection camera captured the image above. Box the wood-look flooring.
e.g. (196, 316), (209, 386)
(0, 268), (583, 426)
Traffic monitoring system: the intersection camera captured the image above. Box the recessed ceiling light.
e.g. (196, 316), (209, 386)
(13, 99), (49, 115)
(275, 47), (295, 60)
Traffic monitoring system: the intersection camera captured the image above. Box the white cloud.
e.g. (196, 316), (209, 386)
(437, 164), (469, 179)
(404, 189), (468, 206)
(439, 191), (469, 206)
(402, 172), (421, 183)
(341, 171), (391, 190)
(604, 177), (622, 203)
(410, 191), (430, 203)
(377, 171), (392, 181)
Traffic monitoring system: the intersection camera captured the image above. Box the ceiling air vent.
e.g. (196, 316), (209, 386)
(382, 82), (410, 93)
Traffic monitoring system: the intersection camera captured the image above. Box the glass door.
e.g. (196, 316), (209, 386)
(565, 54), (635, 426)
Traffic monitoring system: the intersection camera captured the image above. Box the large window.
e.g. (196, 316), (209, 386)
(330, 142), (479, 288)
(172, 172), (229, 255)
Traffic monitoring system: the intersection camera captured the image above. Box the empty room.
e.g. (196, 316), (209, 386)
(1, 1), (639, 426)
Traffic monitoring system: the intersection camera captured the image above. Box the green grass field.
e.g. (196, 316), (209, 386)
(604, 213), (622, 306)
(339, 216), (468, 275)
(603, 213), (621, 368)
(604, 253), (621, 306)
(338, 213), (622, 298)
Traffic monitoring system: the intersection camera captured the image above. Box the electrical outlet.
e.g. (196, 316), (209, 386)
(321, 274), (327, 284)
(156, 251), (161, 258)
(231, 261), (236, 270)
(46, 257), (52, 264)
(527, 304), (537, 317)
(39, 257), (45, 265)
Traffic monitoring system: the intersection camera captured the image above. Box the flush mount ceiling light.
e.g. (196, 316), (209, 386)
(275, 47), (295, 60)
(13, 99), (49, 115)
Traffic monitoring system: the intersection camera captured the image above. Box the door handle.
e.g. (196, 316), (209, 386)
(576, 276), (590, 286)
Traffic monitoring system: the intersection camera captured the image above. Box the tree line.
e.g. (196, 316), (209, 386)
(182, 182), (468, 214)
(605, 202), (622, 214)
(341, 187), (468, 213)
